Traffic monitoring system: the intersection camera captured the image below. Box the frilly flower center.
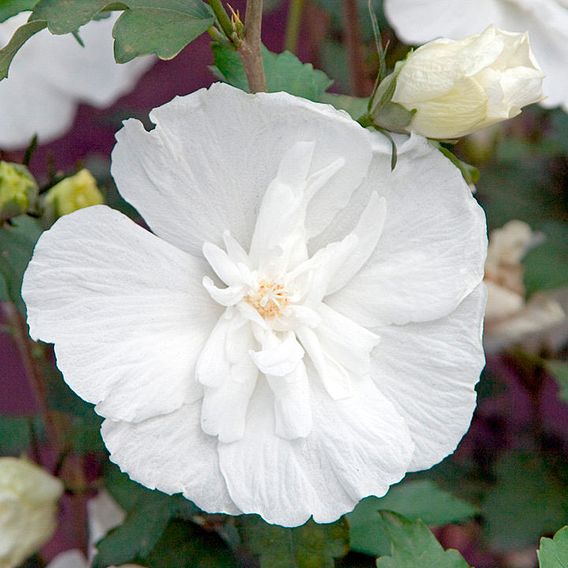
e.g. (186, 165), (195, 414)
(197, 141), (385, 443)
(245, 279), (289, 319)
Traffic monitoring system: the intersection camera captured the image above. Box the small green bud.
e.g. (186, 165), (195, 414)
(0, 161), (39, 223)
(44, 169), (104, 219)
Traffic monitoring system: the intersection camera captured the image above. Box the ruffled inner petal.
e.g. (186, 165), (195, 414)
(250, 330), (305, 377)
(201, 357), (258, 443)
(296, 327), (353, 400)
(266, 361), (312, 440)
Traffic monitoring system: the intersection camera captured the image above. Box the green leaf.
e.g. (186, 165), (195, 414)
(477, 134), (559, 230)
(0, 415), (42, 454)
(111, 0), (214, 63)
(142, 520), (238, 568)
(29, 0), (214, 62)
(0, 0), (39, 23)
(524, 221), (568, 295)
(349, 480), (477, 557)
(320, 40), (349, 93)
(104, 464), (150, 512)
(94, 465), (205, 566)
(0, 215), (42, 311)
(67, 416), (104, 453)
(92, 493), (173, 568)
(0, 19), (46, 80)
(212, 43), (333, 101)
(320, 93), (369, 120)
(538, 526), (568, 568)
(481, 453), (568, 552)
(546, 361), (568, 404)
(103, 463), (199, 517)
(238, 516), (349, 568)
(376, 512), (470, 567)
(30, 0), (110, 33)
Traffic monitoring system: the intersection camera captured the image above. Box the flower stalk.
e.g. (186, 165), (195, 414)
(284, 0), (305, 54)
(240, 0), (266, 92)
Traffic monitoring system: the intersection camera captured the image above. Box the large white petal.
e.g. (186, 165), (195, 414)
(22, 206), (220, 422)
(111, 83), (373, 256)
(326, 133), (487, 326)
(218, 378), (413, 527)
(101, 401), (240, 515)
(371, 285), (486, 472)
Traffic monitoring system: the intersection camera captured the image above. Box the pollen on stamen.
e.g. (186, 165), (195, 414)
(245, 279), (289, 319)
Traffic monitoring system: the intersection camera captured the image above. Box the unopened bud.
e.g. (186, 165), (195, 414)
(373, 26), (544, 140)
(44, 169), (104, 219)
(0, 161), (38, 223)
(0, 458), (64, 568)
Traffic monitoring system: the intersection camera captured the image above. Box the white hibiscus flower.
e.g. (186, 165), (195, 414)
(484, 220), (565, 353)
(0, 13), (153, 150)
(384, 0), (568, 111)
(22, 83), (487, 527)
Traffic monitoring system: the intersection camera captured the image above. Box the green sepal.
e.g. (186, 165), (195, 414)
(434, 143), (480, 187)
(373, 102), (416, 133)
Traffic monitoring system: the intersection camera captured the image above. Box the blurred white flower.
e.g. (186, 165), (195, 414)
(47, 491), (143, 568)
(389, 27), (543, 139)
(484, 220), (565, 352)
(23, 83), (487, 527)
(384, 0), (568, 111)
(0, 13), (153, 150)
(0, 457), (63, 568)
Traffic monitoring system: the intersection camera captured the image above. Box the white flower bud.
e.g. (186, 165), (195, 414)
(391, 26), (544, 139)
(0, 458), (64, 568)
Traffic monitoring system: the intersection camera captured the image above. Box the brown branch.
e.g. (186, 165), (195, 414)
(240, 0), (266, 93)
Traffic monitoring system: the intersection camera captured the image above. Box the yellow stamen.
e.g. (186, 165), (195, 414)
(245, 279), (288, 319)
